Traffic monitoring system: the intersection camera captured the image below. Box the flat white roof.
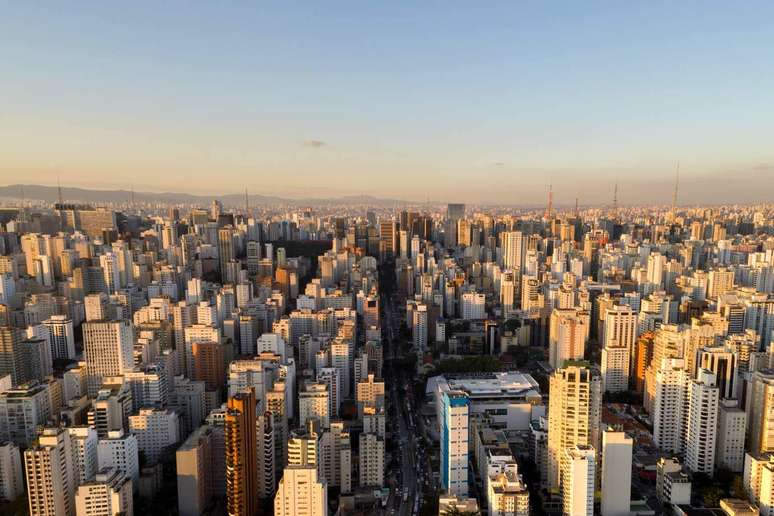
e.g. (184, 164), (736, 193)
(427, 372), (541, 400)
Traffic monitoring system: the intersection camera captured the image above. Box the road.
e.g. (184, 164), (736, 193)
(381, 285), (425, 516)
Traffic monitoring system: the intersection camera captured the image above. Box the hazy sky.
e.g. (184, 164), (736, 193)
(2, 2), (773, 205)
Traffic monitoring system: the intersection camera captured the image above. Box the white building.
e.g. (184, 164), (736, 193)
(716, 400), (747, 472)
(97, 430), (139, 486)
(684, 369), (719, 474)
(486, 461), (529, 516)
(601, 428), (632, 516)
(561, 444), (595, 516)
(427, 372), (542, 431)
(460, 292), (485, 320)
(0, 441), (23, 502)
(75, 468), (133, 516)
(316, 367), (341, 418)
(744, 453), (774, 516)
(652, 358), (689, 454)
(274, 465), (327, 516)
(128, 408), (180, 464)
(67, 426), (99, 486)
(299, 382), (329, 429)
(82, 320), (134, 397)
(44, 315), (76, 360)
(358, 432), (384, 487)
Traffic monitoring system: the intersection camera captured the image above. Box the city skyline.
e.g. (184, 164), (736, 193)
(2, 2), (774, 203)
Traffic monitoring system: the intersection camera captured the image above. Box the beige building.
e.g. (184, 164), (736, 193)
(75, 468), (132, 516)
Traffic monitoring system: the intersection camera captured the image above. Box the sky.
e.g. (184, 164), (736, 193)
(1, 2), (773, 205)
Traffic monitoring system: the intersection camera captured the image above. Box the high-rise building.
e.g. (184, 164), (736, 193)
(25, 428), (76, 516)
(320, 421), (351, 492)
(225, 388), (258, 516)
(684, 369), (719, 474)
(0, 326), (24, 386)
(128, 408), (180, 465)
(0, 441), (23, 502)
(601, 428), (632, 516)
(83, 320), (134, 397)
(501, 231), (525, 272)
(299, 382), (329, 429)
(547, 366), (601, 490)
(747, 370), (774, 457)
(561, 444), (595, 516)
(440, 390), (469, 496)
(548, 309), (590, 369)
(256, 412), (276, 500)
(359, 431), (384, 487)
(652, 359), (688, 454)
(97, 430), (139, 486)
(378, 219), (396, 261)
(176, 425), (214, 516)
(74, 467), (133, 516)
(66, 426), (99, 487)
(600, 305), (636, 392)
(273, 465), (327, 516)
(716, 400), (746, 473)
(460, 292), (485, 320)
(43, 315), (76, 360)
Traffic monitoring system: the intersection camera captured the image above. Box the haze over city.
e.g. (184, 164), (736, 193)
(2, 2), (774, 203)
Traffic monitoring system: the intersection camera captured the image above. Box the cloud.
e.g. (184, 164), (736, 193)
(752, 163), (774, 171)
(492, 162), (505, 167)
(302, 140), (326, 148)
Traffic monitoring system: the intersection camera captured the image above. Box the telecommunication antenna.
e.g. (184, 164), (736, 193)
(57, 176), (64, 206)
(546, 183), (553, 220)
(671, 162), (680, 213)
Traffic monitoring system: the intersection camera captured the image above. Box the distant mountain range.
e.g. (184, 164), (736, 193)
(0, 184), (411, 207)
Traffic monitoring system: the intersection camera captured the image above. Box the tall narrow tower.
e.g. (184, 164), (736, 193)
(226, 388), (258, 516)
(671, 162), (680, 216)
(546, 183), (553, 220)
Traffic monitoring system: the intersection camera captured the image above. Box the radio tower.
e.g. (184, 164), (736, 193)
(57, 176), (64, 206)
(612, 177), (618, 215)
(671, 162), (680, 215)
(546, 183), (553, 220)
(244, 187), (249, 218)
(574, 197), (579, 218)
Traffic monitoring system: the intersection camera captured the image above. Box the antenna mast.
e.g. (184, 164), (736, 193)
(244, 187), (249, 218)
(613, 177), (618, 213)
(546, 183), (553, 220)
(57, 176), (64, 206)
(671, 162), (680, 214)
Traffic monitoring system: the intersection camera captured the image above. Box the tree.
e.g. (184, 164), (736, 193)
(440, 503), (480, 516)
(700, 485), (723, 508)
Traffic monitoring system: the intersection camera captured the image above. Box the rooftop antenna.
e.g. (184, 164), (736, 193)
(57, 176), (64, 206)
(671, 162), (680, 214)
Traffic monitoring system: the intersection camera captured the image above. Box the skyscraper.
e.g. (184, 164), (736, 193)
(440, 390), (469, 496)
(547, 366), (602, 490)
(82, 320), (134, 397)
(601, 428), (632, 516)
(225, 388), (258, 516)
(25, 428), (76, 516)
